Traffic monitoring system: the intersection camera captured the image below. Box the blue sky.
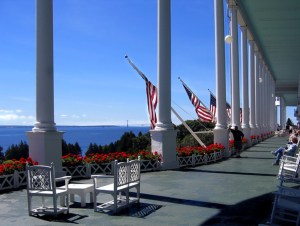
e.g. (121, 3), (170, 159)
(0, 0), (296, 126)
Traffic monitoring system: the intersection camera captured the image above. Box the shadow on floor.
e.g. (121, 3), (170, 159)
(200, 193), (274, 226)
(31, 212), (89, 224)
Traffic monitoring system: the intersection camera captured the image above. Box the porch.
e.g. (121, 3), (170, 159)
(0, 136), (288, 226)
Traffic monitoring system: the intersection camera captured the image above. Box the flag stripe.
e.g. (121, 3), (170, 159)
(210, 94), (216, 118)
(182, 82), (213, 122)
(126, 56), (157, 129)
(146, 80), (158, 129)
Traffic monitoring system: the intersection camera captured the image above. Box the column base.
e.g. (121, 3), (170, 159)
(213, 127), (229, 157)
(241, 127), (251, 147)
(27, 131), (64, 174)
(150, 129), (178, 170)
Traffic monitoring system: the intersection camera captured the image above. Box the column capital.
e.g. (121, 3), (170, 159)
(228, 4), (238, 10)
(240, 25), (247, 30)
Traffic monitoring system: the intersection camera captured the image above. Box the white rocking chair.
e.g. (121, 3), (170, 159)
(92, 157), (141, 214)
(26, 162), (71, 217)
(270, 185), (300, 225)
(278, 154), (300, 185)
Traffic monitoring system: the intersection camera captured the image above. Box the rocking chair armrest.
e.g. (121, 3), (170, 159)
(91, 174), (113, 187)
(91, 174), (113, 179)
(56, 176), (72, 185)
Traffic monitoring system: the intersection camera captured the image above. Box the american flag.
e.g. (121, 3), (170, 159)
(126, 56), (157, 129)
(145, 80), (157, 129)
(181, 82), (213, 122)
(240, 108), (242, 123)
(210, 94), (216, 117)
(226, 102), (232, 119)
(210, 92), (232, 120)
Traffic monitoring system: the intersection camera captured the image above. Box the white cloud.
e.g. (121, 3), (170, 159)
(0, 109), (34, 124)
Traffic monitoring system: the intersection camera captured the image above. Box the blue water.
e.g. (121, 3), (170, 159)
(0, 126), (150, 155)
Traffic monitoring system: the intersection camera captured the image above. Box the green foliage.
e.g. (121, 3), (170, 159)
(115, 131), (136, 153)
(5, 141), (29, 160)
(62, 139), (82, 156)
(132, 132), (151, 151)
(175, 120), (215, 147)
(0, 146), (4, 163)
(85, 143), (104, 156)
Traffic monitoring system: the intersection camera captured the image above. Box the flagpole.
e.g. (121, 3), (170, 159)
(171, 107), (206, 147)
(125, 55), (157, 129)
(125, 55), (148, 82)
(208, 88), (231, 108)
(172, 101), (210, 131)
(208, 89), (216, 99)
(178, 77), (213, 118)
(209, 89), (232, 124)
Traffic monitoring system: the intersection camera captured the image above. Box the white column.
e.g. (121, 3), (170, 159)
(240, 26), (250, 145)
(249, 40), (256, 135)
(270, 78), (274, 130)
(213, 0), (229, 156)
(270, 76), (273, 130)
(156, 0), (172, 131)
(34, 0), (56, 132)
(254, 51), (261, 137)
(271, 77), (276, 130)
(259, 59), (264, 135)
(230, 5), (240, 129)
(261, 63), (266, 135)
(27, 0), (63, 175)
(271, 73), (276, 131)
(265, 70), (270, 133)
(151, 0), (177, 170)
(258, 57), (264, 138)
(280, 98), (286, 129)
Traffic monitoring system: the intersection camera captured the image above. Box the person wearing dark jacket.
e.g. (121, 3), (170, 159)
(229, 126), (244, 158)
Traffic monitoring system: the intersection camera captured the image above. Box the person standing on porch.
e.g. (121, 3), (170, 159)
(228, 126), (244, 158)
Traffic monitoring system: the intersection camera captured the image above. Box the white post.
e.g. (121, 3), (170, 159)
(213, 0), (229, 156)
(261, 63), (266, 135)
(271, 77), (276, 131)
(249, 40), (256, 137)
(27, 0), (64, 175)
(254, 51), (261, 138)
(258, 57), (263, 137)
(151, 0), (178, 170)
(230, 5), (240, 129)
(280, 98), (286, 129)
(240, 26), (250, 145)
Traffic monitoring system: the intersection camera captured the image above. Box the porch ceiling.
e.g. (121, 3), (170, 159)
(237, 0), (300, 106)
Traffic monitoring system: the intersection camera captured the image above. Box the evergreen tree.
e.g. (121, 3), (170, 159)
(62, 139), (69, 156)
(115, 131), (136, 153)
(132, 132), (150, 151)
(74, 142), (82, 156)
(86, 143), (99, 156)
(5, 141), (29, 160)
(0, 146), (4, 162)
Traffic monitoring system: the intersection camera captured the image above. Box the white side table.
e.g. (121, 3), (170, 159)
(67, 183), (94, 207)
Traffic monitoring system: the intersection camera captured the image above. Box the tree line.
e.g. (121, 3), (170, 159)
(0, 120), (215, 162)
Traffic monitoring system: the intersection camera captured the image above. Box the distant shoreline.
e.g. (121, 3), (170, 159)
(0, 125), (150, 128)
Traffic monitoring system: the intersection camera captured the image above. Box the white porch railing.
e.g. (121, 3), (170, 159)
(177, 150), (224, 167)
(0, 170), (27, 191)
